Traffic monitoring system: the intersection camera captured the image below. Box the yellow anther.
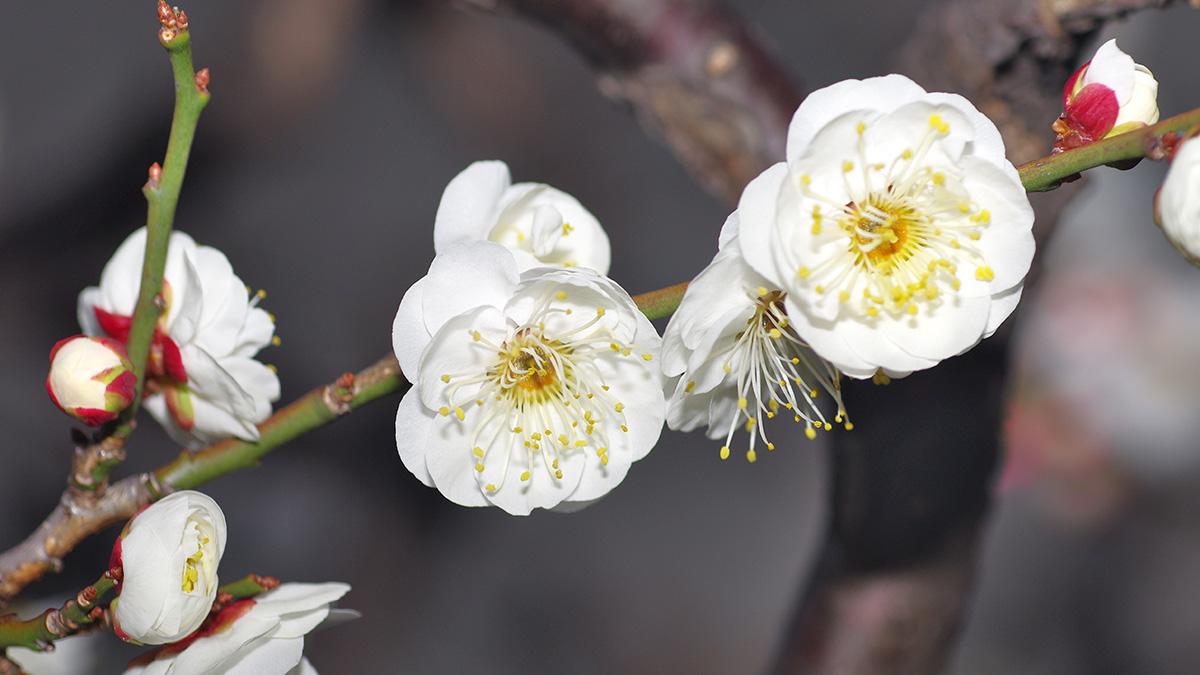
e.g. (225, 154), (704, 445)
(901, 149), (914, 160)
(797, 266), (811, 280)
(737, 397), (748, 410)
(600, 455), (609, 466)
(454, 407), (465, 421)
(641, 353), (654, 362)
(768, 328), (782, 339)
(596, 307), (606, 317)
(271, 336), (282, 347)
(471, 331), (482, 342)
(907, 303), (918, 316)
(932, 172), (945, 186)
(472, 447), (484, 458)
(756, 286), (769, 297)
(719, 446), (731, 460)
(823, 422), (833, 431)
(815, 285), (826, 295)
(872, 371), (891, 386)
(555, 291), (567, 301)
(438, 406), (450, 417)
(805, 427), (817, 440)
(620, 424), (629, 433)
(800, 173), (812, 186)
(838, 290), (850, 303)
(855, 121), (867, 135)
(842, 160), (855, 173)
(485, 484), (497, 493)
(555, 469), (564, 479)
(767, 442), (776, 451)
(685, 380), (696, 393)
(474, 463), (485, 473)
(520, 471), (531, 482)
(845, 421), (855, 431)
(615, 402), (625, 413)
(812, 221), (822, 235)
(746, 450), (758, 463)
(975, 266), (995, 282)
(440, 374), (451, 383)
(256, 289), (267, 300)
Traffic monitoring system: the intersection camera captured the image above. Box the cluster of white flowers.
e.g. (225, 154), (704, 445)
(392, 73), (1042, 502)
(110, 491), (353, 674)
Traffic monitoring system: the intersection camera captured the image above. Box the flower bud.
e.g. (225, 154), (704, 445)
(1054, 39), (1159, 151)
(111, 491), (228, 645)
(1156, 137), (1200, 266)
(46, 335), (135, 426)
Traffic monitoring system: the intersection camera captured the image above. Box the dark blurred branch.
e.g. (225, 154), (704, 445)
(459, 1), (1191, 674)
(774, 1), (1191, 674)
(460, 0), (802, 205)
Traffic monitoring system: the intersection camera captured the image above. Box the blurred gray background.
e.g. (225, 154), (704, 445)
(1, 1), (1199, 673)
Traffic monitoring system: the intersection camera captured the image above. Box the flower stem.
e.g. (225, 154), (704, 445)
(1018, 107), (1200, 191)
(0, 569), (121, 651)
(117, 13), (210, 440)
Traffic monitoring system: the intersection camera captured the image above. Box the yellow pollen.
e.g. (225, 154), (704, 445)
(746, 450), (758, 463)
(475, 463), (485, 473)
(596, 307), (606, 317)
(798, 266), (811, 279)
(855, 121), (867, 135)
(842, 160), (855, 173)
(932, 172), (945, 186)
(440, 374), (451, 383)
(975, 266), (995, 282)
(555, 291), (567, 301)
(454, 407), (465, 421)
(438, 406), (450, 417)
(805, 427), (817, 440)
(641, 353), (654, 361)
(271, 336), (282, 347)
(485, 484), (497, 493)
(520, 470), (531, 482)
(756, 286), (769, 297)
(472, 447), (484, 458)
(685, 380), (696, 393)
(769, 328), (782, 339)
(719, 446), (731, 460)
(737, 397), (748, 410)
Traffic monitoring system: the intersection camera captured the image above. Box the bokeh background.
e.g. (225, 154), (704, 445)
(2, 2), (1199, 673)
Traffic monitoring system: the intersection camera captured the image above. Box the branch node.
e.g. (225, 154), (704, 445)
(194, 68), (210, 95)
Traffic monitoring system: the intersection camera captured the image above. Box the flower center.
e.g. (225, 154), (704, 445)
(686, 288), (849, 463)
(180, 523), (211, 594)
(438, 291), (650, 493)
(794, 115), (996, 319)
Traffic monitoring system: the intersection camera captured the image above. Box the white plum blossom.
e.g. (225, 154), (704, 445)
(393, 242), (664, 515)
(112, 491), (228, 645)
(78, 228), (281, 448)
(123, 583), (352, 675)
(1156, 137), (1200, 266)
(433, 160), (611, 274)
(662, 216), (849, 462)
(736, 75), (1035, 379)
(45, 335), (136, 426)
(1055, 39), (1160, 150)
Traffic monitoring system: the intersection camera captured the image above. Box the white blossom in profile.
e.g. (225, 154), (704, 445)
(123, 583), (352, 675)
(1156, 137), (1200, 266)
(78, 228), (280, 448)
(736, 75), (1035, 379)
(393, 242), (663, 515)
(111, 491), (227, 646)
(662, 216), (849, 462)
(433, 160), (611, 274)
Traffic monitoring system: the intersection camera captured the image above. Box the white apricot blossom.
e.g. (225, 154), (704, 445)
(736, 75), (1035, 379)
(112, 491), (227, 645)
(78, 228), (281, 448)
(433, 160), (611, 274)
(1156, 137), (1200, 265)
(393, 242), (663, 515)
(1055, 39), (1159, 150)
(662, 216), (849, 462)
(123, 583), (352, 675)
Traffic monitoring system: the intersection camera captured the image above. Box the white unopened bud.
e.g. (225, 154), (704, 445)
(46, 335), (135, 426)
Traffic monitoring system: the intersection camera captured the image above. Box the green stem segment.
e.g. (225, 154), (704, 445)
(118, 30), (210, 438)
(1019, 108), (1200, 191)
(0, 571), (120, 651)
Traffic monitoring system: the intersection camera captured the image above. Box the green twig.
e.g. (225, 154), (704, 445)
(0, 569), (121, 651)
(217, 574), (280, 602)
(120, 10), (211, 432)
(1019, 107), (1200, 191)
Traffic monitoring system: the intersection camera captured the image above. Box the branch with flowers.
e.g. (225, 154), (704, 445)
(3, 0), (1200, 672)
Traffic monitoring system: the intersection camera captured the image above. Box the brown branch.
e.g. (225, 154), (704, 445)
(0, 357), (402, 602)
(461, 0), (802, 205)
(460, 1), (1189, 674)
(773, 2), (1191, 674)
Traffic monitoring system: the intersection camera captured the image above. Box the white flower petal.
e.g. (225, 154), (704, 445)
(984, 284), (1023, 337)
(433, 160), (512, 253)
(786, 74), (927, 161)
(1084, 39), (1135, 103)
(420, 242), (519, 334)
(734, 162), (791, 289)
(395, 389), (435, 487)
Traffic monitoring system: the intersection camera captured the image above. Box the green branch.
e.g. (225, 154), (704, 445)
(117, 9), (211, 438)
(1019, 107), (1200, 191)
(0, 569), (120, 651)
